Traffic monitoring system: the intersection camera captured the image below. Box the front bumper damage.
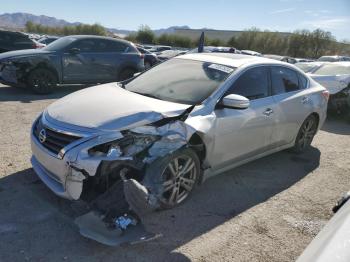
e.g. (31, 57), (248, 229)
(31, 113), (198, 246)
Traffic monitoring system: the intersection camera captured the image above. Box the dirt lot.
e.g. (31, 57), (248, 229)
(0, 84), (349, 262)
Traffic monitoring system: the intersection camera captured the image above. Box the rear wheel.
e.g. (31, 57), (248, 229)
(27, 68), (57, 94)
(144, 61), (152, 69)
(118, 68), (136, 81)
(292, 114), (318, 153)
(145, 148), (200, 209)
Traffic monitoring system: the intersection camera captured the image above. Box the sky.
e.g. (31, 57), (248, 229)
(1, 0), (350, 40)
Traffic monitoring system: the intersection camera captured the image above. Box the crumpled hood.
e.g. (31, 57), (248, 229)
(0, 49), (52, 60)
(308, 74), (350, 95)
(47, 83), (191, 131)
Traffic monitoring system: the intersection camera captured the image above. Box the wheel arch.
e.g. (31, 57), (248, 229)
(26, 62), (59, 82)
(188, 132), (207, 184)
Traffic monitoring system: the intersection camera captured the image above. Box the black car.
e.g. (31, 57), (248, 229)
(0, 30), (40, 53)
(38, 36), (60, 45)
(0, 35), (144, 93)
(137, 47), (159, 69)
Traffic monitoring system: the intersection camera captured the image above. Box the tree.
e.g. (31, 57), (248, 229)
(135, 25), (155, 44)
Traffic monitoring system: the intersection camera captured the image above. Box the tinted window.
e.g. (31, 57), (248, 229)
(43, 37), (77, 51)
(71, 39), (98, 52)
(125, 58), (235, 105)
(97, 39), (129, 52)
(271, 66), (299, 95)
(227, 67), (269, 100)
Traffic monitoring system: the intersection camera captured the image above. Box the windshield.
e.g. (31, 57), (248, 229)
(43, 37), (77, 51)
(295, 63), (320, 73)
(125, 58), (235, 105)
(313, 64), (350, 75)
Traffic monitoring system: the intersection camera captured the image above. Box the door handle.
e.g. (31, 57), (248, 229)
(302, 96), (310, 104)
(263, 108), (274, 116)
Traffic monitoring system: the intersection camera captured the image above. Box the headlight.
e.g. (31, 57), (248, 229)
(88, 133), (159, 159)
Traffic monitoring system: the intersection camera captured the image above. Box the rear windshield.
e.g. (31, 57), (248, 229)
(313, 64), (350, 75)
(125, 58), (235, 105)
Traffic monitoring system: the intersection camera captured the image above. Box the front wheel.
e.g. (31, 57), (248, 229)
(144, 148), (200, 209)
(27, 68), (57, 94)
(292, 114), (318, 153)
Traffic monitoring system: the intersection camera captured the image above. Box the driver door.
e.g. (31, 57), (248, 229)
(211, 66), (277, 170)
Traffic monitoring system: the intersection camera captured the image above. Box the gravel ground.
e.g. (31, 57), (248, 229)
(0, 84), (349, 262)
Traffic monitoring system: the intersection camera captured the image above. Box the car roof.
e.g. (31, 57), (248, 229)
(178, 53), (285, 68)
(62, 35), (132, 45)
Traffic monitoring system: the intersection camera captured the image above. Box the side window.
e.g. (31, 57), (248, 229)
(298, 73), (308, 89)
(71, 39), (98, 52)
(97, 40), (128, 52)
(227, 67), (269, 100)
(271, 66), (299, 95)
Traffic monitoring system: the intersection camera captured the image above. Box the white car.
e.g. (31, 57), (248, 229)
(297, 193), (350, 262)
(30, 53), (328, 245)
(308, 62), (350, 118)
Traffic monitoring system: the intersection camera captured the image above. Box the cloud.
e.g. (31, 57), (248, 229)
(270, 8), (296, 14)
(304, 9), (331, 17)
(300, 17), (350, 30)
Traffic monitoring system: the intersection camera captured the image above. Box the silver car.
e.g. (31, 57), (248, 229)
(31, 53), (329, 209)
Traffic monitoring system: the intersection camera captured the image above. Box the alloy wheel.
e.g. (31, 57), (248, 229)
(160, 155), (197, 206)
(296, 117), (317, 150)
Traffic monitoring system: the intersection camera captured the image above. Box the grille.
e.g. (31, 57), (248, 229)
(34, 118), (81, 155)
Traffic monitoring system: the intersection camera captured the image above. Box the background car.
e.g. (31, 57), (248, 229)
(295, 62), (327, 73)
(0, 30), (42, 53)
(148, 45), (172, 54)
(317, 55), (350, 62)
(0, 35), (144, 93)
(307, 62), (350, 119)
(241, 50), (262, 56)
(188, 46), (240, 54)
(38, 36), (60, 45)
(156, 49), (187, 62)
(263, 54), (297, 64)
(137, 46), (159, 69)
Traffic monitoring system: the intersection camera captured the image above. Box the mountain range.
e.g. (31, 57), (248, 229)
(0, 12), (191, 36)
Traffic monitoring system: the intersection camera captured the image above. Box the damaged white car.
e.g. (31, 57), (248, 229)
(31, 53), (328, 245)
(308, 62), (350, 119)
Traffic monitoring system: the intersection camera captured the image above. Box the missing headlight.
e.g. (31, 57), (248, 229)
(88, 133), (159, 158)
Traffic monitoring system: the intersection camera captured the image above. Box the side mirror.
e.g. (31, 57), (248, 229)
(69, 48), (80, 54)
(219, 94), (250, 109)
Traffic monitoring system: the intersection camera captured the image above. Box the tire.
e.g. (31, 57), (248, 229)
(144, 61), (152, 70)
(118, 68), (136, 81)
(27, 68), (57, 94)
(292, 114), (318, 153)
(144, 147), (200, 209)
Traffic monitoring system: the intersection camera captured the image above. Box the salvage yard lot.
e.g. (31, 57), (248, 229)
(0, 83), (350, 262)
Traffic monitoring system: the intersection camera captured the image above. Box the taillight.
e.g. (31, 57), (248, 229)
(322, 90), (330, 101)
(139, 53), (145, 59)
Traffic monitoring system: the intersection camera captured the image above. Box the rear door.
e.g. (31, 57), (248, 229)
(270, 66), (312, 145)
(211, 66), (277, 169)
(92, 39), (131, 82)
